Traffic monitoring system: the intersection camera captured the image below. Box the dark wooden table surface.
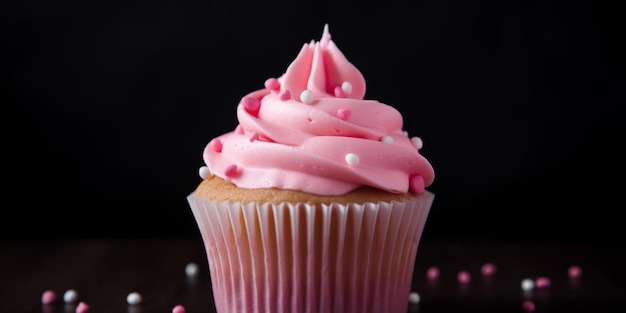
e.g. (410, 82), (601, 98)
(1, 238), (625, 313)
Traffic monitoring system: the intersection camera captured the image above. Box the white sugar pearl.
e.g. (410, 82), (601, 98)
(341, 81), (352, 95)
(381, 135), (394, 143)
(411, 136), (423, 150)
(63, 289), (78, 303)
(345, 153), (359, 166)
(300, 90), (314, 104)
(185, 262), (199, 277)
(127, 292), (142, 305)
(199, 166), (212, 179)
(408, 291), (421, 304)
(521, 278), (535, 291)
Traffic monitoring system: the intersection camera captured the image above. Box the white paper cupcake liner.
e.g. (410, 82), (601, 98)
(187, 191), (434, 313)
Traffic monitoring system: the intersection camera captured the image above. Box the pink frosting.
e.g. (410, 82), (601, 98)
(202, 24), (434, 196)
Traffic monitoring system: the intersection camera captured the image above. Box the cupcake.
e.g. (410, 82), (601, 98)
(187, 24), (435, 313)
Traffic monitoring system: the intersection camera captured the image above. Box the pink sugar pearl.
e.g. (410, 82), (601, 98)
(76, 301), (89, 313)
(337, 108), (351, 121)
(333, 86), (347, 98)
(481, 262), (497, 276)
(41, 290), (56, 304)
(426, 266), (440, 280)
(522, 300), (536, 312)
(409, 175), (425, 194)
(568, 265), (582, 278)
(457, 270), (471, 284)
(172, 304), (186, 313)
(535, 276), (551, 288)
(264, 78), (280, 91)
(241, 96), (260, 114)
(224, 164), (238, 177)
(278, 89), (291, 101)
(211, 138), (223, 152)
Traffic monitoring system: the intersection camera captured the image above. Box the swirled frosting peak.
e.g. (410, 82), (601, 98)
(199, 24), (435, 196)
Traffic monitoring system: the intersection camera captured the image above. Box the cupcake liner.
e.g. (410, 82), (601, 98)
(187, 191), (434, 313)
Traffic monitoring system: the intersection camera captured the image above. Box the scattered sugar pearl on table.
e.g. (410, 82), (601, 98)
(426, 266), (440, 280)
(568, 265), (582, 278)
(41, 290), (56, 304)
(535, 276), (551, 288)
(126, 292), (142, 305)
(457, 270), (471, 284)
(185, 262), (199, 277)
(64, 289), (79, 304)
(522, 300), (536, 312)
(521, 278), (535, 291)
(172, 304), (186, 313)
(76, 301), (89, 313)
(481, 262), (497, 276)
(408, 291), (421, 304)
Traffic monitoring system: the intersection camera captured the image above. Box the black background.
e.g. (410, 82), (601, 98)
(4, 1), (624, 244)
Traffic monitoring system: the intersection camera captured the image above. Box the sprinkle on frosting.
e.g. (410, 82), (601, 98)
(334, 86), (347, 98)
(278, 89), (291, 101)
(345, 153), (359, 166)
(381, 135), (394, 143)
(199, 166), (212, 179)
(224, 164), (238, 177)
(341, 81), (353, 95)
(411, 136), (423, 150)
(300, 90), (314, 104)
(211, 138), (223, 152)
(337, 108), (351, 121)
(249, 132), (259, 142)
(242, 96), (260, 115)
(264, 77), (280, 91)
(409, 175), (425, 194)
